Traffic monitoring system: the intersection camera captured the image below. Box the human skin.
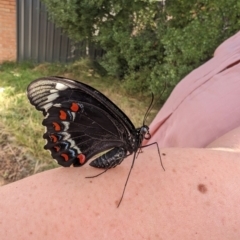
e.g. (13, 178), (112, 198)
(0, 129), (240, 240)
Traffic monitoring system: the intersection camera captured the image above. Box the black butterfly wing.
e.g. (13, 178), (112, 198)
(27, 76), (135, 167)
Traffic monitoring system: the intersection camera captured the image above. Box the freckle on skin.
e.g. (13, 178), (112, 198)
(95, 212), (100, 217)
(205, 201), (211, 206)
(198, 184), (208, 194)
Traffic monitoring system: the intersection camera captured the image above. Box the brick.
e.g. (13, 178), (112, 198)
(0, 0), (16, 63)
(0, 8), (10, 12)
(1, 1), (11, 5)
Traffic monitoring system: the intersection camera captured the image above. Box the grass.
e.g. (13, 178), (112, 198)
(0, 60), (161, 172)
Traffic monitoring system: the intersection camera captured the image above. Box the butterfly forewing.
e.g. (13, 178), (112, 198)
(28, 77), (134, 128)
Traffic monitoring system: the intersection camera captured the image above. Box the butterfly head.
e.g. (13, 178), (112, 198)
(139, 125), (151, 140)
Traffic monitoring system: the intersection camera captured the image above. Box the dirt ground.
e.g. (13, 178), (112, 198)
(0, 127), (39, 186)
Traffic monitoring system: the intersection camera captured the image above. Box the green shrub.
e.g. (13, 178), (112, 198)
(43, 0), (240, 100)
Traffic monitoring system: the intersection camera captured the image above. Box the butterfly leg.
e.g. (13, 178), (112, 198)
(136, 148), (143, 159)
(117, 151), (138, 207)
(85, 168), (109, 178)
(141, 142), (165, 171)
(117, 143), (164, 207)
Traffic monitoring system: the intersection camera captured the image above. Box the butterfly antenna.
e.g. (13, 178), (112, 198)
(143, 93), (154, 125)
(117, 152), (137, 208)
(143, 82), (167, 125)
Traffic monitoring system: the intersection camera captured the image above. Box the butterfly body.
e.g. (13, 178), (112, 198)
(27, 77), (150, 169)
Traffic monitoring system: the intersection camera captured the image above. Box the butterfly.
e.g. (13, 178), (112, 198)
(27, 76), (162, 206)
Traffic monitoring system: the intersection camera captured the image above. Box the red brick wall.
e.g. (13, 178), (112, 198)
(0, 0), (16, 63)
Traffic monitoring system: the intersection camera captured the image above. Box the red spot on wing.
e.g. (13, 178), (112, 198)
(53, 146), (60, 152)
(70, 102), (79, 112)
(59, 110), (67, 120)
(61, 153), (69, 161)
(52, 122), (61, 131)
(78, 153), (86, 164)
(50, 134), (58, 143)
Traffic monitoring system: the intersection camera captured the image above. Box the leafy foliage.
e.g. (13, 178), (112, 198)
(43, 0), (240, 100)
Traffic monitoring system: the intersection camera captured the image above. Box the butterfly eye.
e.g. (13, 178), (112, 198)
(140, 126), (151, 140)
(140, 126), (149, 134)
